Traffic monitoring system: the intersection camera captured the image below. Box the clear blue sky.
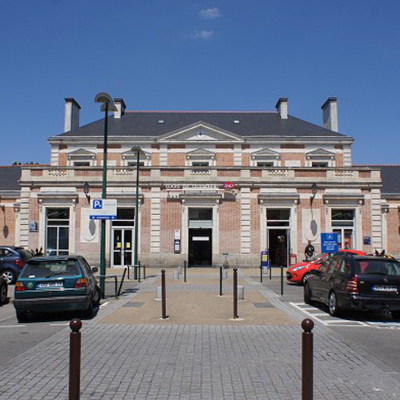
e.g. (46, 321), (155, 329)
(1, 0), (399, 165)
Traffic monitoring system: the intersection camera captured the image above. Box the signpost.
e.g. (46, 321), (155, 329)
(90, 199), (117, 220)
(321, 233), (339, 253)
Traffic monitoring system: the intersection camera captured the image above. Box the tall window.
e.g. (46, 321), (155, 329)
(332, 209), (355, 249)
(46, 208), (70, 256)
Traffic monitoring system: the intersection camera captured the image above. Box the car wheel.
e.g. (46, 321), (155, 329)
(301, 273), (310, 286)
(304, 283), (312, 304)
(391, 311), (400, 321)
(0, 283), (7, 305)
(16, 311), (28, 323)
(2, 269), (16, 284)
(93, 287), (101, 307)
(328, 291), (341, 317)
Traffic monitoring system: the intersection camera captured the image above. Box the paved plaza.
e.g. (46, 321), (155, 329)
(0, 268), (399, 399)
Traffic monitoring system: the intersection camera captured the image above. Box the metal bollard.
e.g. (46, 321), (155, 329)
(219, 266), (223, 296)
(161, 269), (168, 319)
(134, 263), (137, 280)
(260, 266), (263, 283)
(138, 261), (141, 283)
(184, 260), (187, 283)
(269, 266), (272, 280)
(69, 319), (82, 400)
(143, 265), (146, 280)
(302, 318), (314, 400)
(281, 266), (284, 295)
(233, 268), (238, 319)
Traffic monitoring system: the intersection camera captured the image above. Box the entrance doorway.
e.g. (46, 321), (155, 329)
(189, 229), (212, 267)
(112, 228), (134, 267)
(268, 229), (289, 267)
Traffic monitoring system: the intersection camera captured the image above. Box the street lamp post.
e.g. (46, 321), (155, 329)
(131, 146), (143, 280)
(94, 93), (117, 298)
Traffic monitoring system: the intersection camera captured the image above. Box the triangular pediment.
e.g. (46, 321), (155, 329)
(67, 148), (96, 156)
(186, 148), (216, 158)
(306, 148), (335, 157)
(251, 148), (280, 158)
(157, 122), (244, 143)
(121, 149), (150, 160)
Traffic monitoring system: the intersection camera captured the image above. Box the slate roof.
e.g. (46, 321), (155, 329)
(0, 166), (21, 191)
(378, 166), (400, 194)
(354, 165), (400, 195)
(55, 111), (349, 139)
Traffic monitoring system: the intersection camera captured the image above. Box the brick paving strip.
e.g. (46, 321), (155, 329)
(0, 268), (399, 399)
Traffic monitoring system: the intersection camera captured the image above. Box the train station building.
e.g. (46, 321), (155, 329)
(1, 97), (399, 267)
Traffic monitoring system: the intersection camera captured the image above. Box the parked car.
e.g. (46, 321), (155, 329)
(0, 277), (7, 305)
(304, 254), (400, 319)
(286, 249), (365, 285)
(0, 246), (32, 284)
(14, 255), (100, 322)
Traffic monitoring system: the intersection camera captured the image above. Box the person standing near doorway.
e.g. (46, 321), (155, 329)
(304, 240), (315, 261)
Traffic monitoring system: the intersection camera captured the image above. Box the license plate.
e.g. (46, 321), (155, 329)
(38, 282), (63, 288)
(373, 285), (398, 292)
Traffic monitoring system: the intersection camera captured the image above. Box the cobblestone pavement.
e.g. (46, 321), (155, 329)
(0, 268), (399, 399)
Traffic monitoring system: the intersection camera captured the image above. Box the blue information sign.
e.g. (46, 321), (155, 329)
(321, 233), (339, 253)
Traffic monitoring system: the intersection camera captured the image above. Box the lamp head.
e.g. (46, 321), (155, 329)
(94, 92), (117, 112)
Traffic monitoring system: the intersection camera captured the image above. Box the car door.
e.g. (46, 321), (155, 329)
(309, 259), (332, 302)
(318, 257), (341, 304)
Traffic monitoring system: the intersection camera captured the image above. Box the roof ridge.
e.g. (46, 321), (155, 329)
(125, 110), (278, 114)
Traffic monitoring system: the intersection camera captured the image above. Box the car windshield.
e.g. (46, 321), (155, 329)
(356, 260), (400, 276)
(20, 260), (81, 279)
(308, 253), (325, 262)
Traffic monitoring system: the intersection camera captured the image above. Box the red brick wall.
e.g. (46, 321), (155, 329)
(216, 153), (233, 167)
(335, 153), (343, 167)
(250, 198), (260, 254)
(0, 202), (17, 246)
(219, 201), (241, 254)
(167, 153), (185, 166)
(140, 196), (151, 254)
(295, 170), (326, 178)
(387, 205), (400, 256)
(362, 198), (373, 254)
(242, 153), (250, 166)
(161, 169), (185, 177)
(281, 153), (306, 167)
(160, 199), (182, 253)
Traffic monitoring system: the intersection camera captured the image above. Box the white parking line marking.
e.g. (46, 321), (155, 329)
(100, 302), (109, 308)
(290, 302), (367, 327)
(0, 325), (26, 328)
(49, 323), (69, 326)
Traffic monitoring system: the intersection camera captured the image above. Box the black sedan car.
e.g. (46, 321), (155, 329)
(304, 254), (400, 318)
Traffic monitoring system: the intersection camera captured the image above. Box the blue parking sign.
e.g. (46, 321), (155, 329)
(321, 233), (339, 253)
(93, 200), (103, 209)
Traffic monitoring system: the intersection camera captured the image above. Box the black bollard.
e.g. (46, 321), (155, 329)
(161, 269), (167, 319)
(138, 261), (141, 283)
(260, 266), (263, 283)
(220, 266), (223, 296)
(184, 260), (187, 283)
(233, 268), (238, 319)
(302, 318), (314, 400)
(69, 319), (82, 400)
(281, 266), (284, 295)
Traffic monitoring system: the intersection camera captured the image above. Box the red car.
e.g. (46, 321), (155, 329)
(286, 249), (365, 285)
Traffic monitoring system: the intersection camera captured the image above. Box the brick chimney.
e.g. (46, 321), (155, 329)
(114, 98), (126, 119)
(64, 98), (81, 132)
(321, 97), (338, 132)
(275, 98), (288, 119)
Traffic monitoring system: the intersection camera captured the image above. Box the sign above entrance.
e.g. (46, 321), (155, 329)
(90, 199), (117, 220)
(321, 232), (339, 253)
(165, 184), (218, 191)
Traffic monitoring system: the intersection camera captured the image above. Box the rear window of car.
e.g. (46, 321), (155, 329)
(356, 260), (400, 276)
(20, 260), (81, 279)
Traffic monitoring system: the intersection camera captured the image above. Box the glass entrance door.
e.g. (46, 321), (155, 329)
(112, 228), (133, 267)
